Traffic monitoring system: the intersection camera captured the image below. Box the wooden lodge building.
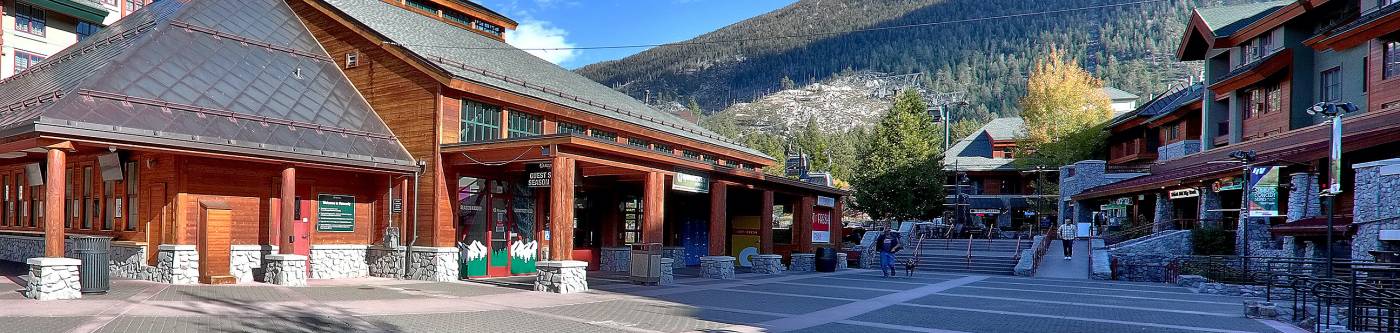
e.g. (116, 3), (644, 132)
(1063, 0), (1400, 259)
(0, 0), (845, 297)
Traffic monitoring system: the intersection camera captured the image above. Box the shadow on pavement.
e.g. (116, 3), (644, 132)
(152, 290), (405, 333)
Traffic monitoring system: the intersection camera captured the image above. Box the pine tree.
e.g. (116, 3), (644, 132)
(852, 89), (946, 220)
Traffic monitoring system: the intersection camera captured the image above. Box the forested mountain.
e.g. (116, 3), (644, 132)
(577, 0), (1262, 121)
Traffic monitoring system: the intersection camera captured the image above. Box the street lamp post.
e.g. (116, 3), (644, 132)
(1228, 150), (1257, 263)
(1307, 101), (1357, 277)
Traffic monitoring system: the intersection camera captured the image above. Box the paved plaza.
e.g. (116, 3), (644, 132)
(0, 263), (1305, 333)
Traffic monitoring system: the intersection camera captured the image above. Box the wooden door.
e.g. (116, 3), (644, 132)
(197, 201), (235, 284)
(145, 183), (167, 266)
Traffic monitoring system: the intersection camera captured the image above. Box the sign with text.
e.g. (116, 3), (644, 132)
(316, 194), (356, 232)
(816, 196), (836, 208)
(1247, 166), (1281, 217)
(1213, 177), (1243, 192)
(811, 210), (832, 243)
(671, 172), (710, 194)
(526, 162), (552, 188)
(1168, 188), (1200, 199)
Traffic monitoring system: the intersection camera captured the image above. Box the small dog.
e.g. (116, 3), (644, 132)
(903, 259), (918, 276)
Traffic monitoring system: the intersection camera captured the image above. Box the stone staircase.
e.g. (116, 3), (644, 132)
(892, 238), (1024, 275)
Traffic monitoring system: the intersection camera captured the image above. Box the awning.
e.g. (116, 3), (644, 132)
(1270, 216), (1353, 237)
(28, 0), (109, 24)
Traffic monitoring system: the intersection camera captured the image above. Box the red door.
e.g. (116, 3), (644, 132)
(486, 196), (512, 276)
(294, 196), (312, 274)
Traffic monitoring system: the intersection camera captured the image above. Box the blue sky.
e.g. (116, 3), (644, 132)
(477, 0), (795, 69)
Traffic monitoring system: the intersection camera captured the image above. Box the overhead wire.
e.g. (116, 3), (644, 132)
(386, 0), (1174, 52)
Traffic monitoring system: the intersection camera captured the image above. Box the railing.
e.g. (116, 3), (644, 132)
(1170, 256), (1400, 332)
(965, 234), (974, 265)
(1012, 235), (1025, 260)
(1101, 222), (1158, 246)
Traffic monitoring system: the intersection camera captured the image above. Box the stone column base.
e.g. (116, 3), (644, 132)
(535, 261), (588, 294)
(25, 257), (81, 300)
(751, 254), (783, 274)
(264, 254), (308, 287)
(660, 258), (675, 285)
(661, 247), (685, 263)
(700, 256), (735, 279)
(600, 247), (630, 272)
(789, 253), (815, 272)
(406, 247), (460, 282)
(367, 246), (406, 279)
(158, 245), (199, 285)
(836, 253), (848, 270)
(856, 245), (877, 269)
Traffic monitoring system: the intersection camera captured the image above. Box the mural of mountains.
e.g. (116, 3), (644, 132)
(576, 0), (1268, 124)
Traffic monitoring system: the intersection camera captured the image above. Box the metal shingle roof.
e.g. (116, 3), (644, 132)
(321, 0), (768, 159)
(1195, 0), (1291, 37)
(942, 117), (1023, 172)
(0, 0), (416, 171)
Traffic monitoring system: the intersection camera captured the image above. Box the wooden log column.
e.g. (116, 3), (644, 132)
(43, 148), (67, 257)
(797, 196), (816, 253)
(549, 156), (576, 260)
(759, 190), (774, 254)
(832, 198), (845, 250)
(707, 181), (727, 256)
(642, 172), (665, 244)
(279, 166), (296, 254)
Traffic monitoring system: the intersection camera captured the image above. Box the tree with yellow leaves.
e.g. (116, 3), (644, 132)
(1018, 47), (1113, 167)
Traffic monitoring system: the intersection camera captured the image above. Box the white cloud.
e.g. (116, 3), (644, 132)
(505, 20), (580, 65)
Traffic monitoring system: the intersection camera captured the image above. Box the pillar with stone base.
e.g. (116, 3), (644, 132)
(751, 254), (783, 274)
(789, 253), (815, 272)
(535, 261), (588, 293)
(264, 254), (308, 287)
(25, 257), (81, 300)
(700, 256), (735, 279)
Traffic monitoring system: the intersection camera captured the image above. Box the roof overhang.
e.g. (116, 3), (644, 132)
(1308, 5), (1400, 51)
(1178, 14), (1219, 61)
(28, 0), (109, 25)
(1209, 49), (1293, 95)
(1215, 1), (1318, 49)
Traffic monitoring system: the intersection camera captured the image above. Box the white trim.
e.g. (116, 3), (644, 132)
(27, 257), (81, 266)
(230, 244), (277, 251)
(310, 244), (369, 250)
(158, 244), (195, 251)
(408, 246), (459, 253)
(1353, 157), (1400, 169)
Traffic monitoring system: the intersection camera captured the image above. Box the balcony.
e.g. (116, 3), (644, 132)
(1108, 139), (1156, 165)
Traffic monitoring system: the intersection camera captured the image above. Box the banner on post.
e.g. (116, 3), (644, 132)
(1247, 166), (1281, 217)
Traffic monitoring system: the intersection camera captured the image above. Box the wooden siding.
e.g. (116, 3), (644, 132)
(1369, 39), (1400, 112)
(1240, 75), (1291, 142)
(294, 0), (451, 247)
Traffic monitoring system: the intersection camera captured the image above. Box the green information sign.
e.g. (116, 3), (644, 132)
(317, 194), (356, 232)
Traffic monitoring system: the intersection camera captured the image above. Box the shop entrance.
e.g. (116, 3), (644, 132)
(457, 177), (538, 278)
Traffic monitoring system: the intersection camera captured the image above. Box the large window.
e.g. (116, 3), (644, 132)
(14, 50), (45, 73)
(620, 196), (642, 244)
(557, 122), (586, 136)
(590, 129), (617, 142)
(1, 176), (9, 227)
(78, 21), (100, 41)
(652, 143), (673, 155)
(123, 0), (148, 15)
(404, 0), (437, 13)
(460, 100), (501, 142)
(1385, 41), (1400, 80)
(444, 10), (472, 26)
(103, 181), (115, 230)
(82, 167), (92, 229)
(506, 111), (542, 138)
(474, 21), (504, 36)
(1321, 67), (1342, 102)
(15, 3), (46, 37)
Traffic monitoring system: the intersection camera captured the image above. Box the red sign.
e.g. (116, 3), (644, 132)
(812, 210), (832, 243)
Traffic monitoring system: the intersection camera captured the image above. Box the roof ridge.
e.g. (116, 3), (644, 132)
(77, 89), (398, 140)
(0, 20), (157, 87)
(170, 20), (334, 62)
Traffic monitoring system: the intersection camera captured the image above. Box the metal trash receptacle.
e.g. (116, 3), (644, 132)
(815, 247), (837, 272)
(73, 236), (112, 294)
(630, 243), (662, 285)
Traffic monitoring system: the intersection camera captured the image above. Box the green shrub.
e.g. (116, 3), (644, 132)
(1191, 227), (1235, 256)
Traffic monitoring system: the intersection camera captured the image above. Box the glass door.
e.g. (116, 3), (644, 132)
(458, 177), (489, 278)
(487, 181), (511, 276)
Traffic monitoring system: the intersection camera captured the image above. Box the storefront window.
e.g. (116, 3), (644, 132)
(773, 205), (793, 244)
(2, 175), (9, 227)
(125, 161), (138, 231)
(82, 167), (92, 229)
(621, 196), (642, 244)
(103, 181), (115, 230)
(509, 183), (536, 274)
(460, 100), (501, 142)
(458, 177), (489, 277)
(506, 111), (542, 138)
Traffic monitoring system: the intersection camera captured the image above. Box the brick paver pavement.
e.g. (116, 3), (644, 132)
(0, 265), (1304, 333)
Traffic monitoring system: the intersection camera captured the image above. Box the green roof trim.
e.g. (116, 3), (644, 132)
(27, 0), (109, 25)
(1194, 0), (1290, 37)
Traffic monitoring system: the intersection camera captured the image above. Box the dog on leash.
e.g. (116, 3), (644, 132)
(902, 258), (918, 276)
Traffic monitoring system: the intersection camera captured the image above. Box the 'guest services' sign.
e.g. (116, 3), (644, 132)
(527, 162), (552, 188)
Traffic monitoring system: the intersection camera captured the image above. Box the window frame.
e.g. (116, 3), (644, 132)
(1320, 67), (1343, 102)
(506, 111), (543, 138)
(125, 161), (139, 231)
(77, 21), (100, 41)
(13, 50), (46, 73)
(14, 3), (47, 37)
(589, 129), (618, 142)
(557, 122), (587, 136)
(459, 99), (502, 142)
(1384, 40), (1400, 80)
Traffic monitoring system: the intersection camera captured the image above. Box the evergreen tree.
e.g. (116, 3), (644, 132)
(852, 90), (946, 220)
(687, 97), (704, 118)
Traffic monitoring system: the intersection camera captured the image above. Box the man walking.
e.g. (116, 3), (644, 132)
(1058, 219), (1077, 260)
(875, 229), (902, 277)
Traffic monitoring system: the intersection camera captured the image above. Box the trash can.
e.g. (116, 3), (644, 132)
(73, 236), (112, 294)
(630, 243), (662, 285)
(815, 247), (837, 272)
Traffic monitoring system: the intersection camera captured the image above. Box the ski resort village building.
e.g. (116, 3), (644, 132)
(1063, 0), (1400, 263)
(0, 0), (845, 299)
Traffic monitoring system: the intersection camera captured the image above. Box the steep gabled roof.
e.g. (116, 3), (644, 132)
(0, 0), (415, 171)
(943, 118), (1024, 172)
(1108, 83), (1204, 128)
(1196, 1), (1292, 37)
(317, 0), (768, 159)
(1102, 87), (1138, 101)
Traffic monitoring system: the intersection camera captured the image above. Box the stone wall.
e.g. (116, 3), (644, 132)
(1058, 160), (1148, 225)
(157, 245), (199, 285)
(1153, 194), (1173, 232)
(1013, 235), (1047, 276)
(25, 258), (82, 300)
(535, 261), (588, 293)
(1156, 140), (1201, 162)
(309, 244), (369, 279)
(1199, 190), (1222, 222)
(1352, 159), (1400, 261)
(110, 243), (159, 281)
(1287, 173), (1322, 222)
(264, 254), (308, 287)
(1108, 230), (1191, 282)
(600, 247), (630, 272)
(367, 246), (405, 278)
(229, 245), (275, 284)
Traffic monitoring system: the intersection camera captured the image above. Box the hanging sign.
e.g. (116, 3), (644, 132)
(1169, 188), (1200, 199)
(816, 196), (836, 208)
(1247, 166), (1281, 217)
(970, 208), (1001, 215)
(671, 172), (710, 194)
(811, 210), (832, 243)
(391, 199), (403, 213)
(526, 162), (552, 188)
(1212, 176), (1244, 192)
(316, 194), (356, 232)
(1328, 117), (1343, 194)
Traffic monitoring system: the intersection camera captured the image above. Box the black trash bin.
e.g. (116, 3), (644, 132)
(815, 248), (837, 272)
(73, 236), (111, 294)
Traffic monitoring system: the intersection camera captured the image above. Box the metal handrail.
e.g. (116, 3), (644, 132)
(965, 234), (974, 265)
(1012, 235), (1024, 259)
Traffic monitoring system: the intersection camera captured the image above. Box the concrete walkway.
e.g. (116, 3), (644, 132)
(1035, 239), (1090, 279)
(0, 263), (1300, 332)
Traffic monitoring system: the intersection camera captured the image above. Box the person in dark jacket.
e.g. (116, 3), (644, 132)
(874, 229), (902, 277)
